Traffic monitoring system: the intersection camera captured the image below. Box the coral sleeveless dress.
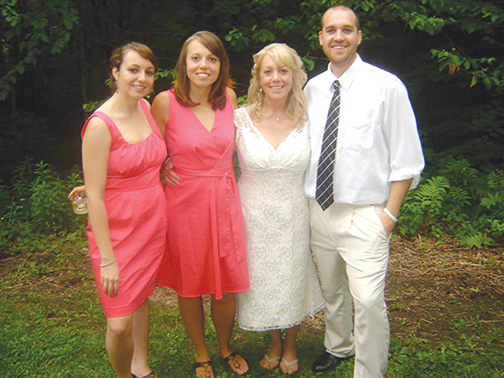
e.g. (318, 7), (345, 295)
(82, 99), (167, 317)
(157, 89), (249, 300)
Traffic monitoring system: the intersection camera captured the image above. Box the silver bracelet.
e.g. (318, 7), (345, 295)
(383, 208), (398, 223)
(100, 258), (117, 268)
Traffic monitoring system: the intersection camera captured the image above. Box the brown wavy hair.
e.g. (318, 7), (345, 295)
(173, 31), (234, 110)
(109, 42), (158, 92)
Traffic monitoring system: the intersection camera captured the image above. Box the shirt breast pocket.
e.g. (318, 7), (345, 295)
(342, 111), (376, 151)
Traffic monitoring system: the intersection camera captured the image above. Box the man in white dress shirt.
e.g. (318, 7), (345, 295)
(305, 5), (425, 378)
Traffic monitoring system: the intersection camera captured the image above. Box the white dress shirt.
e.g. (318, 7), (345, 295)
(304, 55), (425, 205)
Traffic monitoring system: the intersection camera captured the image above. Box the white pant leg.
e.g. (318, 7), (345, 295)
(310, 201), (355, 357)
(310, 201), (390, 378)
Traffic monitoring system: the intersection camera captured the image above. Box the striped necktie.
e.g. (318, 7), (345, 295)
(316, 80), (341, 211)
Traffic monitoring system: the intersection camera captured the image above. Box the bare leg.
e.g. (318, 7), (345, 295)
(210, 293), (235, 356)
(178, 296), (213, 377)
(260, 329), (282, 369)
(280, 325), (300, 375)
(131, 300), (152, 377)
(178, 296), (210, 361)
(106, 314), (134, 378)
(210, 293), (249, 375)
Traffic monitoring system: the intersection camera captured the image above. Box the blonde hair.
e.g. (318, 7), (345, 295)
(247, 43), (307, 128)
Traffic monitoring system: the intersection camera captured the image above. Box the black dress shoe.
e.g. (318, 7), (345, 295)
(311, 352), (349, 373)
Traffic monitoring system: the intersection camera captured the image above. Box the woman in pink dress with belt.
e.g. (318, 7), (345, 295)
(81, 43), (166, 378)
(152, 31), (249, 378)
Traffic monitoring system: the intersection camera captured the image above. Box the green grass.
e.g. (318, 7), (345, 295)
(1, 234), (504, 377)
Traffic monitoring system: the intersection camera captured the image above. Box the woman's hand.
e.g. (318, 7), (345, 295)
(162, 159), (180, 186)
(68, 185), (86, 200)
(100, 261), (120, 297)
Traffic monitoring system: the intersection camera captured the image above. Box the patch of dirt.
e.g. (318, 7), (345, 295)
(2, 236), (503, 345)
(150, 236), (504, 344)
(386, 236), (504, 345)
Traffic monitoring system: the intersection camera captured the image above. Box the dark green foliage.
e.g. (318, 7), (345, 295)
(1, 0), (504, 179)
(399, 157), (504, 247)
(0, 0), (79, 101)
(29, 161), (77, 231)
(1, 0), (504, 252)
(0, 159), (85, 256)
(0, 112), (56, 181)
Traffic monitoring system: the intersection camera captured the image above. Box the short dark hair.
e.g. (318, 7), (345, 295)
(321, 5), (360, 30)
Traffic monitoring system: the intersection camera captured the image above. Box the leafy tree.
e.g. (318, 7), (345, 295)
(0, 0), (503, 180)
(0, 0), (79, 105)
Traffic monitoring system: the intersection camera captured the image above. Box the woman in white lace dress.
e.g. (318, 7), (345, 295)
(235, 43), (324, 375)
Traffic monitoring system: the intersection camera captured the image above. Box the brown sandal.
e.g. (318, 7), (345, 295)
(223, 351), (249, 375)
(194, 360), (213, 378)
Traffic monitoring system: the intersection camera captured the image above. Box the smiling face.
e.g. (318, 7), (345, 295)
(112, 49), (155, 98)
(185, 39), (221, 89)
(258, 54), (293, 103)
(319, 7), (362, 76)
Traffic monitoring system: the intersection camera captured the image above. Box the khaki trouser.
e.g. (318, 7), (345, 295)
(310, 200), (389, 378)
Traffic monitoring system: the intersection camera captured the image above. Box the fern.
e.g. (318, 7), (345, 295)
(458, 232), (493, 249)
(399, 158), (504, 247)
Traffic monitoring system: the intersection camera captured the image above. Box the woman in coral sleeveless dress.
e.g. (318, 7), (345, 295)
(80, 43), (165, 378)
(152, 32), (249, 378)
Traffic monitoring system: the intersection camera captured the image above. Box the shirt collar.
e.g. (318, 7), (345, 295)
(325, 54), (363, 92)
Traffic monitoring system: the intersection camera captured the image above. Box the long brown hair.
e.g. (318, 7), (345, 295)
(174, 31), (234, 110)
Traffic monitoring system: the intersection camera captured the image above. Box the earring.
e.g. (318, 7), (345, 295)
(259, 87), (263, 93)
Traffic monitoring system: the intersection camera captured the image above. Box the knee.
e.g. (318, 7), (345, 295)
(213, 292), (235, 305)
(355, 293), (386, 316)
(107, 317), (133, 339)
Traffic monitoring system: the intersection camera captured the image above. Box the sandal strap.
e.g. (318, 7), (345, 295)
(193, 360), (212, 368)
(223, 350), (246, 371)
(223, 351), (238, 363)
(281, 358), (299, 368)
(264, 354), (281, 364)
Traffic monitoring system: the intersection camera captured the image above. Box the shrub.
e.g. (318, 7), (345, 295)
(0, 159), (85, 256)
(399, 157), (504, 247)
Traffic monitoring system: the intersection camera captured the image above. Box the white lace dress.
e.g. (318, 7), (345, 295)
(234, 107), (324, 331)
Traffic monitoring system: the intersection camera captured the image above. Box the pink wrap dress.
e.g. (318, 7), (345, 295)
(156, 89), (249, 300)
(83, 99), (167, 317)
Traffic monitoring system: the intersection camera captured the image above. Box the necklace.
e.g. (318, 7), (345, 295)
(258, 109), (286, 124)
(274, 113), (286, 122)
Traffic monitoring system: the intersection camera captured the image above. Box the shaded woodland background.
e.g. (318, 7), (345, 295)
(1, 0), (503, 183)
(2, 4), (503, 377)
